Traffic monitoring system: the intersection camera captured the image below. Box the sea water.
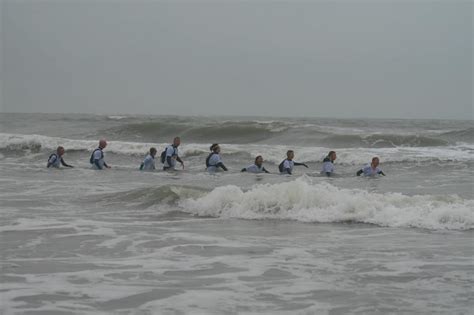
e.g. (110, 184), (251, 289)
(0, 113), (473, 314)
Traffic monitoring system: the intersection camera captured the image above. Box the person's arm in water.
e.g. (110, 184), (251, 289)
(241, 168), (247, 172)
(216, 162), (228, 171)
(262, 167), (270, 174)
(294, 162), (308, 168)
(176, 156), (184, 169)
(378, 170), (386, 176)
(60, 158), (73, 168)
(356, 169), (363, 176)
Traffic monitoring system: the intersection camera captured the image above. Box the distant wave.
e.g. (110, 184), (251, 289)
(180, 178), (474, 230)
(321, 134), (449, 148)
(1, 133), (472, 165)
(103, 121), (472, 147)
(439, 127), (474, 143)
(106, 120), (291, 143)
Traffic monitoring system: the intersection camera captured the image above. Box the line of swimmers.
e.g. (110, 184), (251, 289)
(47, 137), (385, 177)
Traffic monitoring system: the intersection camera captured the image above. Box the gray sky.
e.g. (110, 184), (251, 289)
(1, 0), (472, 119)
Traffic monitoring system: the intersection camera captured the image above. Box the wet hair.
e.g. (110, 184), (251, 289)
(255, 155), (263, 163)
(150, 147), (157, 154)
(57, 146), (64, 152)
(210, 143), (219, 152)
(328, 151), (336, 157)
(372, 157), (379, 163)
(286, 150), (294, 156)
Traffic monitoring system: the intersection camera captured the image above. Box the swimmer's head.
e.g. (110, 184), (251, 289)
(173, 137), (181, 147)
(328, 151), (336, 162)
(371, 157), (379, 167)
(210, 143), (220, 153)
(56, 146), (65, 156)
(99, 139), (107, 149)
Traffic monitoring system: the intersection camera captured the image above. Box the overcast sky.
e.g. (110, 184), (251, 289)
(1, 0), (472, 119)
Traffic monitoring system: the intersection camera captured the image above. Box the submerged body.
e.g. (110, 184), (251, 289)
(140, 154), (156, 171)
(242, 155), (269, 174)
(90, 140), (110, 170)
(47, 146), (73, 168)
(357, 164), (384, 176)
(162, 137), (184, 171)
(206, 144), (228, 173)
(357, 157), (385, 176)
(279, 150), (308, 175)
(242, 164), (269, 173)
(321, 151), (337, 177)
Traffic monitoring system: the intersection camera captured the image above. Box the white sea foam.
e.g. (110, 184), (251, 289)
(0, 133), (165, 156)
(107, 115), (128, 120)
(180, 177), (474, 230)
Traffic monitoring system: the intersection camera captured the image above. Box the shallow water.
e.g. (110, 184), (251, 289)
(0, 113), (473, 314)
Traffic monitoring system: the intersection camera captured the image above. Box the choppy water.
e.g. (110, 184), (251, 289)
(1, 113), (473, 314)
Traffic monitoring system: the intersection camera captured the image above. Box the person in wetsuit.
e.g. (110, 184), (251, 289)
(241, 155), (270, 173)
(162, 137), (184, 171)
(140, 147), (157, 171)
(357, 157), (385, 176)
(206, 143), (228, 172)
(321, 151), (336, 177)
(47, 146), (73, 168)
(90, 139), (111, 170)
(278, 150), (308, 175)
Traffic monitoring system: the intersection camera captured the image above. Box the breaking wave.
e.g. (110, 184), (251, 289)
(180, 178), (474, 230)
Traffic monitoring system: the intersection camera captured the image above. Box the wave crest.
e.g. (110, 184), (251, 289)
(180, 178), (474, 230)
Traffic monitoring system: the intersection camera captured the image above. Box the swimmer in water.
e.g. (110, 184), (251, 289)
(321, 151), (336, 177)
(162, 137), (184, 171)
(90, 139), (111, 170)
(356, 157), (385, 176)
(278, 150), (308, 175)
(241, 155), (270, 173)
(206, 143), (228, 172)
(140, 147), (157, 171)
(47, 146), (73, 168)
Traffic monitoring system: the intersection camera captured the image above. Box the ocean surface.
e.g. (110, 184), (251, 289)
(0, 113), (473, 314)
